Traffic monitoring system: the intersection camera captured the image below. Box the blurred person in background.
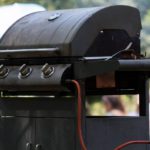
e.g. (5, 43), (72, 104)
(102, 96), (126, 116)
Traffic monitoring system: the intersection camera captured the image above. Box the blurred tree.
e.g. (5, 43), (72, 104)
(0, 0), (76, 9)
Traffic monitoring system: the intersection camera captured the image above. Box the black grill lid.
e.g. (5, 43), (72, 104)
(0, 6), (141, 57)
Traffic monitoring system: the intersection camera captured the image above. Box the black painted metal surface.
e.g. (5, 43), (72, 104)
(0, 118), (34, 150)
(0, 98), (77, 150)
(86, 117), (149, 150)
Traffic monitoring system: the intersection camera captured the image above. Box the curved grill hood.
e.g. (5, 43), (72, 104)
(0, 5), (141, 57)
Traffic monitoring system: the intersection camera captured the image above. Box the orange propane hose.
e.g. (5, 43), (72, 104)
(114, 140), (150, 150)
(68, 80), (150, 150)
(71, 80), (87, 150)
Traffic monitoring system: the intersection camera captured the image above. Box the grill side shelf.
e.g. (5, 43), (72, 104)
(73, 59), (150, 79)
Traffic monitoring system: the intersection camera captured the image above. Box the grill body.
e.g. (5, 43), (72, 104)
(0, 6), (149, 150)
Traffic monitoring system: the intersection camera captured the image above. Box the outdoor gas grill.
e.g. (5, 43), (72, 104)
(0, 5), (149, 150)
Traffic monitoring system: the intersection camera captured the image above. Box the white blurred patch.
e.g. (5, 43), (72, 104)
(0, 3), (46, 38)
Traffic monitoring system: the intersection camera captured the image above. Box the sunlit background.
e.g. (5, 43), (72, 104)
(86, 95), (139, 116)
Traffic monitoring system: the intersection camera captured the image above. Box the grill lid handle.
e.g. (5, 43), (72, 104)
(0, 48), (60, 58)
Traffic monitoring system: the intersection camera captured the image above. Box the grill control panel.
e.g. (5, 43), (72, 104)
(0, 64), (70, 90)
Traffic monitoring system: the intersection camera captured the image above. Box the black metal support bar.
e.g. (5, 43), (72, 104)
(118, 59), (150, 71)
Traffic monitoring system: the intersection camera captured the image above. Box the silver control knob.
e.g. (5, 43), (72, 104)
(41, 63), (54, 78)
(0, 64), (9, 79)
(19, 64), (32, 78)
